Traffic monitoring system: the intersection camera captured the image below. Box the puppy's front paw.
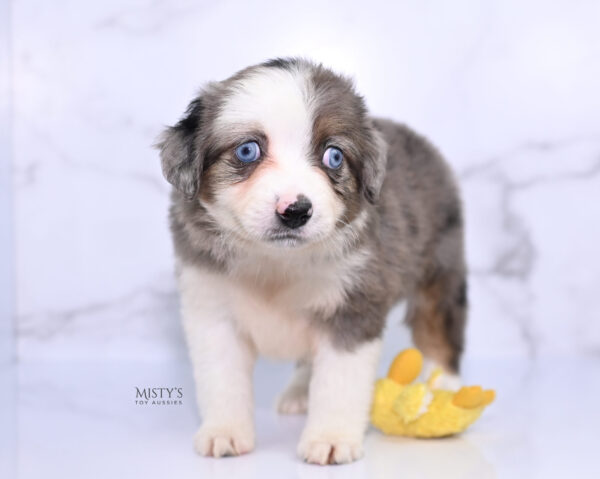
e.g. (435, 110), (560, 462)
(194, 424), (254, 458)
(297, 434), (364, 465)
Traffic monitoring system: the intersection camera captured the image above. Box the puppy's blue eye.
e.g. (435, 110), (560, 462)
(323, 146), (343, 169)
(235, 141), (260, 163)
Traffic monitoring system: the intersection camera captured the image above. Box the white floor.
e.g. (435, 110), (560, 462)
(1, 356), (599, 479)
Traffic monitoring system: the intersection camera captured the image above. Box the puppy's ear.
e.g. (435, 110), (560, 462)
(157, 98), (204, 200)
(362, 127), (388, 204)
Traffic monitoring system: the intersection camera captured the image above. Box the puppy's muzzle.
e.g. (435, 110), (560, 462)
(276, 195), (313, 229)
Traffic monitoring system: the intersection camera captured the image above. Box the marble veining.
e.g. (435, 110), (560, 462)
(5, 0), (600, 361)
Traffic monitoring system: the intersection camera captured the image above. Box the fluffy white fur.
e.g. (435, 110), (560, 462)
(297, 338), (382, 465)
(178, 240), (380, 464)
(179, 265), (256, 457)
(207, 66), (344, 245)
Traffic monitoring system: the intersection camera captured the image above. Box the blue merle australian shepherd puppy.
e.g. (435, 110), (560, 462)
(158, 58), (467, 465)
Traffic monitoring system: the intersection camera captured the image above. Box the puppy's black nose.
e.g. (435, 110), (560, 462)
(276, 196), (313, 229)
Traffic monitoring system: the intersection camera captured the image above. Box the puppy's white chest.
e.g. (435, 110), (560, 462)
(179, 248), (367, 361)
(230, 288), (312, 359)
(230, 272), (347, 360)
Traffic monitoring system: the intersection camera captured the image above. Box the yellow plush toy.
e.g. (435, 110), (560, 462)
(371, 348), (495, 438)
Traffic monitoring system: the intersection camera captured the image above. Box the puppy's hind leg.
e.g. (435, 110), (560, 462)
(407, 263), (467, 389)
(276, 361), (311, 415)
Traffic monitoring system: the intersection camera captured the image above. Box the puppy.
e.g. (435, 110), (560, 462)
(158, 58), (467, 465)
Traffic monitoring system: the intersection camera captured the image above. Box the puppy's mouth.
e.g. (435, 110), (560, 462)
(264, 230), (306, 247)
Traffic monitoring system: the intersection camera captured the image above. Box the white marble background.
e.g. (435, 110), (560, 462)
(5, 0), (600, 362)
